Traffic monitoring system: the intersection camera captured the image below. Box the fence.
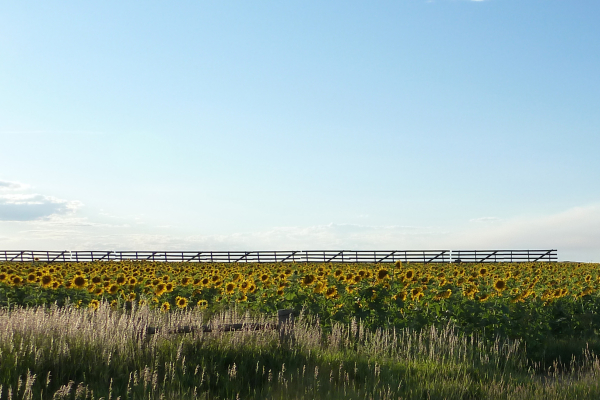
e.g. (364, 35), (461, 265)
(0, 249), (557, 263)
(451, 250), (557, 263)
(146, 309), (294, 337)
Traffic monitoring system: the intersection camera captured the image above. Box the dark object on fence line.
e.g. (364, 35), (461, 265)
(144, 323), (276, 335)
(145, 308), (294, 336)
(277, 308), (295, 344)
(1, 249), (558, 263)
(277, 308), (294, 327)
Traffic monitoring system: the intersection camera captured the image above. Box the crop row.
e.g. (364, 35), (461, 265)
(1, 260), (600, 354)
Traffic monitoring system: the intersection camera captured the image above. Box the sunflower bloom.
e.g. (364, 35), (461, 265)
(325, 287), (338, 299)
(377, 268), (389, 280)
(41, 274), (53, 288)
(478, 294), (490, 302)
(197, 299), (208, 309)
(395, 291), (407, 301)
(72, 276), (87, 289)
(175, 296), (188, 309)
(494, 279), (507, 292)
(154, 283), (166, 296)
(302, 274), (316, 286)
(89, 299), (100, 310)
(225, 282), (236, 294)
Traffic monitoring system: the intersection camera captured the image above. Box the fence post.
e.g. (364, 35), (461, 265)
(277, 309), (294, 345)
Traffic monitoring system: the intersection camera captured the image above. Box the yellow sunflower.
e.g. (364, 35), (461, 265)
(398, 290), (408, 301)
(154, 283), (166, 296)
(325, 287), (338, 299)
(313, 281), (325, 294)
(493, 279), (507, 292)
(225, 282), (236, 294)
(433, 289), (452, 300)
(40, 274), (53, 288)
(302, 274), (316, 286)
(175, 296), (188, 309)
(376, 268), (389, 280)
(197, 299), (208, 309)
(71, 275), (87, 289)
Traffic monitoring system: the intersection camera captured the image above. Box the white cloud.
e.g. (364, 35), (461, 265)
(0, 220), (449, 252)
(0, 193), (82, 221)
(0, 178), (84, 221)
(0, 177), (85, 223)
(0, 182), (598, 261)
(469, 217), (501, 223)
(0, 180), (29, 191)
(447, 204), (600, 262)
(76, 206), (600, 261)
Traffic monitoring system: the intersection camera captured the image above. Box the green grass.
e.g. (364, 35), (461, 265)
(2, 303), (600, 399)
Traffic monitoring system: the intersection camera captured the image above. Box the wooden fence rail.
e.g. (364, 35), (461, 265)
(146, 309), (295, 345)
(451, 249), (558, 263)
(0, 249), (557, 263)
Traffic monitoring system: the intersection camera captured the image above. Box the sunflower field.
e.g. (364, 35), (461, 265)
(2, 260), (600, 353)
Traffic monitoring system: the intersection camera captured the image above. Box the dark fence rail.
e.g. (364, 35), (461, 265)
(452, 250), (557, 263)
(0, 249), (557, 263)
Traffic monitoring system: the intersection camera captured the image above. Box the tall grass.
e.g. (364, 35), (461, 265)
(1, 303), (600, 399)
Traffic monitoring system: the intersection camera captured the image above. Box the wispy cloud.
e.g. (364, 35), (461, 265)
(0, 220), (449, 252)
(469, 217), (501, 223)
(0, 178), (83, 221)
(0, 194), (82, 221)
(0, 180), (29, 191)
(0, 180), (598, 261)
(448, 204), (600, 262)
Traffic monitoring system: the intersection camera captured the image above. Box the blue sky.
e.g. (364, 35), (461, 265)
(1, 1), (599, 261)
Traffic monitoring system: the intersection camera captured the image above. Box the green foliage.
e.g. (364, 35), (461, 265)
(3, 261), (600, 367)
(2, 305), (600, 399)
